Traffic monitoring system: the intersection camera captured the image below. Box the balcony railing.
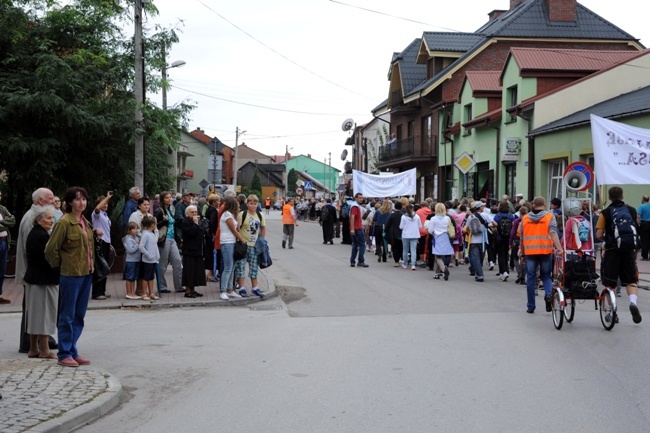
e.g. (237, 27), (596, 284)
(179, 169), (194, 179)
(378, 136), (437, 164)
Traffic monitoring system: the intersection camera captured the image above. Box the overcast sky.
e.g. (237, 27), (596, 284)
(147, 0), (649, 171)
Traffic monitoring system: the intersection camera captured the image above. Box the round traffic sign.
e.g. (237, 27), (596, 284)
(564, 162), (594, 191)
(295, 187), (304, 195)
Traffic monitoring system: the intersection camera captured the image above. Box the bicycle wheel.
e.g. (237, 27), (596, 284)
(599, 288), (617, 331)
(552, 287), (564, 330)
(564, 297), (575, 323)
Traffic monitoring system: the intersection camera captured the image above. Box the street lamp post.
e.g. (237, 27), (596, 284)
(162, 58), (186, 110)
(161, 55), (186, 193)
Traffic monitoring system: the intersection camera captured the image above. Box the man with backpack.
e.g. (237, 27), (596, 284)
(493, 200), (514, 281)
(463, 201), (495, 282)
(596, 186), (642, 324)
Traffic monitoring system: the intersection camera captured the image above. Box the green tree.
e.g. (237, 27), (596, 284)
(247, 168), (262, 199)
(0, 0), (192, 220)
(287, 168), (298, 197)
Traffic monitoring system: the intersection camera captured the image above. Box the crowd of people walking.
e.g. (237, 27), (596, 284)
(306, 188), (643, 325)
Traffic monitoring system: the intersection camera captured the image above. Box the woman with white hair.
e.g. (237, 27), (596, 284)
(181, 205), (206, 298)
(24, 205), (59, 359)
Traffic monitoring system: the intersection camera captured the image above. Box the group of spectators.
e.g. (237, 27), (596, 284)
(0, 186), (270, 368)
(119, 188), (268, 301)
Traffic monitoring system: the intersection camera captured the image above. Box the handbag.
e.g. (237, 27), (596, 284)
(93, 237), (110, 282)
(234, 240), (248, 261)
(447, 217), (456, 240)
(157, 225), (167, 245)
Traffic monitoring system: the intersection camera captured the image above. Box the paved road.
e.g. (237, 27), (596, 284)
(1, 209), (649, 432)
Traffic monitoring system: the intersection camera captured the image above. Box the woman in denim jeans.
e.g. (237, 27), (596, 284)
(399, 204), (422, 270)
(219, 197), (246, 300)
(45, 187), (98, 368)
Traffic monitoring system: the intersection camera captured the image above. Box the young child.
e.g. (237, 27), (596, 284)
(138, 216), (160, 300)
(122, 222), (141, 300)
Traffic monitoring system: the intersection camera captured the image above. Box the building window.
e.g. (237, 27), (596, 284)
(464, 104), (472, 136)
(507, 85), (518, 122)
(421, 115), (432, 154)
(548, 160), (566, 200)
(505, 163), (516, 200)
(426, 58), (434, 79)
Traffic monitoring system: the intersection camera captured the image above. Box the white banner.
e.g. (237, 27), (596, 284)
(591, 114), (650, 185)
(352, 168), (417, 197)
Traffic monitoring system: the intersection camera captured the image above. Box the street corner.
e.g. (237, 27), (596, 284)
(0, 359), (122, 433)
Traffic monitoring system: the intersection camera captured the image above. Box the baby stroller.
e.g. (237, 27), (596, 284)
(550, 199), (617, 330)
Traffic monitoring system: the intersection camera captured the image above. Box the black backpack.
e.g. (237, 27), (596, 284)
(608, 205), (640, 251)
(497, 214), (513, 238)
(241, 209), (263, 227)
(341, 203), (350, 219)
(320, 206), (330, 223)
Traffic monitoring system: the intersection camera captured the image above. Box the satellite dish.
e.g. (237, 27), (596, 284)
(341, 149), (348, 160)
(341, 118), (354, 132)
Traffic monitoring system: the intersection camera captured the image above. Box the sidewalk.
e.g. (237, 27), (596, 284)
(0, 266), (276, 433)
(0, 263), (276, 313)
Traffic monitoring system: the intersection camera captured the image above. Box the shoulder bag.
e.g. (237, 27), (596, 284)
(234, 239), (248, 261)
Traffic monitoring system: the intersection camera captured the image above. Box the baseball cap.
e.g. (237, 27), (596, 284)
(473, 201), (484, 210)
(516, 193), (523, 197)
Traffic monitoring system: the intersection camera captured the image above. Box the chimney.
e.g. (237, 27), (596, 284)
(546, 0), (577, 21)
(193, 127), (204, 133)
(488, 9), (507, 21)
(510, 0), (525, 9)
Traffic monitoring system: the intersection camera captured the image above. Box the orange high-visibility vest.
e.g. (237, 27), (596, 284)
(282, 204), (295, 224)
(521, 212), (554, 255)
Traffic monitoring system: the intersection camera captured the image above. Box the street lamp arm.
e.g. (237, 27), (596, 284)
(169, 60), (186, 69)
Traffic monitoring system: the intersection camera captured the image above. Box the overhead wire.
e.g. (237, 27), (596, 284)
(174, 86), (368, 116)
(328, 0), (462, 32)
(195, 0), (375, 100)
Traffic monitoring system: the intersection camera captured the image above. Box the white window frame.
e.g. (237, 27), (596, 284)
(548, 159), (566, 201)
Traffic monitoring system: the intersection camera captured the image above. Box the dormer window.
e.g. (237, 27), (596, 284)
(506, 85), (518, 123)
(463, 103), (472, 136)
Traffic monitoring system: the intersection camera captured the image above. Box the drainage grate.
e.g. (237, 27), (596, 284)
(249, 304), (284, 311)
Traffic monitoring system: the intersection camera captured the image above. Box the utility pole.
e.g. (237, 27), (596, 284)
(285, 145), (289, 200)
(134, 0), (144, 194)
(233, 127), (245, 190)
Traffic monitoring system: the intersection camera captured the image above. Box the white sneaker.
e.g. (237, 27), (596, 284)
(500, 272), (509, 282)
(219, 293), (229, 300)
(489, 261), (495, 270)
(411, 266), (416, 271)
(228, 291), (242, 298)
